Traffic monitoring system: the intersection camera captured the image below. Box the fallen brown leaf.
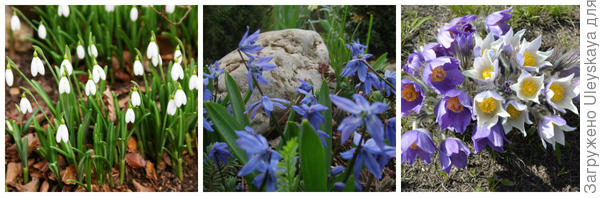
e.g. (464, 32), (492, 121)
(39, 180), (49, 192)
(127, 137), (138, 152)
(15, 176), (39, 192)
(103, 86), (116, 122)
(132, 180), (154, 192)
(9, 87), (20, 96)
(115, 69), (131, 82)
(6, 162), (23, 183)
(125, 152), (146, 168)
(145, 161), (157, 181)
(61, 165), (76, 185)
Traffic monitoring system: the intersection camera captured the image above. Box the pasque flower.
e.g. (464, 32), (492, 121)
(516, 35), (553, 72)
(537, 115), (576, 149)
(437, 15), (477, 54)
(6, 65), (14, 87)
(383, 70), (396, 97)
(463, 51), (498, 83)
(439, 138), (471, 173)
(401, 129), (437, 165)
(434, 89), (473, 133)
(510, 70), (544, 103)
(384, 117), (396, 146)
(246, 96), (289, 119)
(502, 100), (532, 136)
(209, 142), (233, 164)
(340, 132), (395, 191)
(402, 51), (424, 76)
(58, 5), (70, 17)
(341, 40), (373, 82)
(238, 26), (264, 55)
(30, 51), (45, 77)
(423, 57), (464, 94)
(11, 11), (20, 31)
(330, 94), (387, 149)
(247, 55), (277, 92)
(125, 104), (135, 124)
(486, 7), (513, 38)
(546, 74), (579, 114)
(38, 23), (47, 39)
(76, 41), (85, 59)
(56, 119), (69, 143)
(473, 90), (509, 129)
(130, 6), (138, 21)
(20, 94), (33, 114)
(59, 55), (73, 76)
(473, 33), (497, 58)
(472, 120), (509, 153)
(133, 56), (144, 76)
(401, 80), (425, 116)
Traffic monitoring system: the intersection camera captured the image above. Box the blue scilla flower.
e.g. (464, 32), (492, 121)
(297, 78), (313, 93)
(209, 142), (233, 164)
(340, 132), (395, 191)
(292, 103), (330, 147)
(298, 89), (316, 105)
(252, 152), (281, 192)
(329, 94), (388, 150)
(341, 40), (373, 82)
(383, 70), (396, 97)
(203, 61), (224, 85)
(247, 55), (277, 92)
(238, 26), (264, 55)
(357, 72), (382, 95)
(235, 126), (282, 191)
(384, 117), (396, 146)
(203, 109), (213, 132)
(330, 166), (345, 176)
(246, 96), (289, 119)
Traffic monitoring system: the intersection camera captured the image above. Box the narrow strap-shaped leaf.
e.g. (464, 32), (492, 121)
(204, 102), (247, 163)
(299, 120), (327, 191)
(225, 72), (250, 126)
(317, 80), (333, 172)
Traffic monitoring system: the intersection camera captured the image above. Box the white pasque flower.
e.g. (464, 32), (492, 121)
(517, 35), (553, 73)
(502, 100), (532, 136)
(76, 42), (85, 59)
(493, 28), (526, 56)
(188, 74), (199, 90)
(166, 5), (175, 14)
(538, 115), (575, 150)
(171, 60), (184, 81)
(473, 33), (497, 58)
(31, 51), (45, 77)
(60, 56), (73, 76)
(133, 57), (144, 76)
(59, 75), (70, 94)
(88, 44), (98, 58)
(131, 89), (141, 107)
(174, 87), (187, 107)
(167, 98), (177, 115)
(6, 66), (14, 87)
(56, 121), (69, 143)
(546, 73), (579, 114)
(85, 78), (96, 96)
(58, 5), (70, 17)
(92, 63), (106, 83)
(125, 107), (135, 124)
(105, 5), (115, 12)
(20, 94), (33, 114)
(38, 23), (47, 39)
(147, 36), (160, 67)
(463, 51), (498, 83)
(130, 7), (138, 22)
(11, 12), (20, 31)
(510, 70), (544, 103)
(473, 90), (510, 129)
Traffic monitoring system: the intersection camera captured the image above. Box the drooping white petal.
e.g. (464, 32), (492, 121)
(59, 76), (71, 94)
(105, 5), (115, 12)
(167, 99), (177, 115)
(166, 5), (175, 14)
(146, 41), (159, 61)
(58, 5), (70, 17)
(133, 60), (144, 76)
(85, 80), (96, 96)
(188, 75), (199, 90)
(56, 124), (69, 143)
(60, 59), (73, 75)
(174, 49), (182, 63)
(125, 108), (135, 123)
(130, 7), (138, 21)
(20, 97), (33, 114)
(175, 89), (187, 107)
(131, 91), (141, 107)
(92, 65), (106, 83)
(11, 15), (20, 31)
(38, 24), (47, 39)
(171, 62), (184, 81)
(502, 100), (531, 136)
(88, 45), (98, 58)
(31, 56), (44, 77)
(6, 69), (13, 87)
(76, 45), (85, 59)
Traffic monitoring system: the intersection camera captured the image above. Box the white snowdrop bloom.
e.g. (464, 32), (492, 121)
(58, 5), (70, 17)
(151, 55), (159, 67)
(546, 73), (579, 114)
(105, 5), (115, 12)
(85, 79), (96, 96)
(59, 57), (73, 76)
(133, 58), (144, 76)
(38, 23), (47, 39)
(56, 122), (69, 143)
(167, 98), (177, 115)
(59, 75), (70, 94)
(502, 100), (532, 137)
(130, 7), (138, 22)
(473, 33), (496, 58)
(88, 44), (98, 58)
(76, 43), (85, 59)
(517, 35), (553, 73)
(171, 61), (184, 81)
(10, 13), (20, 31)
(188, 74), (199, 90)
(473, 90), (509, 129)
(125, 107), (135, 124)
(92, 64), (106, 83)
(166, 5), (175, 14)
(174, 47), (183, 63)
(463, 51), (499, 83)
(31, 51), (45, 77)
(131, 90), (141, 107)
(174, 88), (187, 107)
(147, 36), (160, 67)
(19, 94), (33, 114)
(538, 115), (576, 150)
(6, 66), (14, 87)
(510, 70), (544, 103)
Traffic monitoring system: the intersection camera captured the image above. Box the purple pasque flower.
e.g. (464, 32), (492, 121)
(359, 72), (382, 95)
(329, 94), (388, 150)
(203, 61), (224, 85)
(341, 40), (373, 82)
(472, 119), (510, 153)
(247, 55), (277, 92)
(423, 42), (454, 59)
(400, 129), (437, 165)
(401, 80), (425, 116)
(383, 70), (396, 97)
(384, 117), (396, 146)
(437, 15), (477, 52)
(402, 51), (424, 76)
(209, 142), (233, 164)
(297, 78), (312, 93)
(486, 7), (513, 38)
(537, 115), (576, 150)
(238, 26), (264, 55)
(246, 96), (289, 119)
(340, 132), (395, 191)
(292, 103), (330, 147)
(439, 138), (471, 173)
(434, 89), (473, 133)
(423, 57), (464, 94)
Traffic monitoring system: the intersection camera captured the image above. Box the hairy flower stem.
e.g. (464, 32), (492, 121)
(360, 60), (396, 91)
(258, 151), (273, 191)
(341, 132), (366, 188)
(236, 49), (265, 96)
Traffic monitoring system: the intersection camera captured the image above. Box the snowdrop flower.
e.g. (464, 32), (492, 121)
(125, 104), (135, 124)
(473, 90), (509, 129)
(92, 61), (106, 83)
(131, 87), (141, 107)
(516, 35), (553, 72)
(105, 5), (115, 12)
(56, 119), (69, 143)
(76, 41), (85, 59)
(130, 6), (138, 21)
(37, 23), (46, 39)
(166, 5), (175, 14)
(58, 5), (69, 17)
(473, 33), (496, 58)
(30, 51), (45, 77)
(6, 65), (14, 87)
(502, 100), (532, 136)
(59, 55), (73, 76)
(171, 59), (184, 81)
(174, 85), (187, 107)
(188, 72), (200, 90)
(538, 115), (576, 150)
(11, 11), (20, 31)
(167, 97), (177, 115)
(59, 73), (70, 94)
(174, 45), (183, 63)
(19, 94), (33, 114)
(510, 71), (544, 103)
(546, 74), (579, 114)
(85, 77), (96, 96)
(88, 44), (98, 58)
(463, 51), (499, 83)
(147, 34), (160, 67)
(133, 56), (144, 76)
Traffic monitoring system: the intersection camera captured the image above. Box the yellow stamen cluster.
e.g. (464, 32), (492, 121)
(523, 52), (536, 67)
(549, 83), (565, 102)
(402, 84), (418, 102)
(520, 79), (537, 97)
(430, 67), (446, 82)
(481, 67), (493, 80)
(478, 97), (497, 113)
(506, 104), (521, 120)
